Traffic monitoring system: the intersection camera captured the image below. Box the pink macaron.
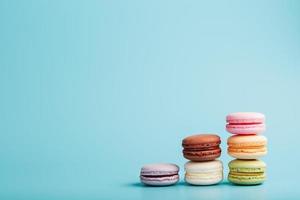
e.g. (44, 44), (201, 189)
(140, 163), (179, 186)
(226, 112), (266, 135)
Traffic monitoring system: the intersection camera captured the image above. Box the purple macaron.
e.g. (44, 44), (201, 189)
(140, 163), (180, 186)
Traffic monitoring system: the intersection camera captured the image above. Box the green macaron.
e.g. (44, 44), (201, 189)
(228, 159), (266, 185)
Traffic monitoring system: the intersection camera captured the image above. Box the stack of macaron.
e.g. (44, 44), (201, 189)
(182, 134), (223, 185)
(139, 112), (269, 187)
(226, 112), (267, 185)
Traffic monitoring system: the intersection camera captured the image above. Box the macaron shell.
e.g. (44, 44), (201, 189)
(182, 134), (221, 144)
(185, 160), (223, 173)
(228, 159), (266, 170)
(226, 123), (266, 134)
(141, 163), (179, 176)
(183, 147), (221, 161)
(228, 151), (267, 159)
(226, 112), (265, 124)
(228, 172), (265, 185)
(140, 174), (179, 186)
(228, 135), (267, 146)
(185, 174), (223, 185)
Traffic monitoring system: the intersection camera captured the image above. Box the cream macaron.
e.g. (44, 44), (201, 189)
(184, 160), (223, 185)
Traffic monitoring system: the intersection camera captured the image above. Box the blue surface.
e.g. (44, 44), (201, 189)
(1, 0), (300, 199)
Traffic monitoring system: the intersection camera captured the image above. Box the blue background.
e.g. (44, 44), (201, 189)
(1, 0), (300, 199)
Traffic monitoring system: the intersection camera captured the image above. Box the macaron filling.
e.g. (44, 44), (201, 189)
(183, 141), (221, 149)
(226, 123), (265, 129)
(183, 147), (221, 155)
(228, 146), (267, 153)
(229, 167), (265, 173)
(185, 172), (222, 179)
(228, 122), (263, 125)
(141, 170), (179, 176)
(140, 174), (179, 180)
(229, 172), (265, 180)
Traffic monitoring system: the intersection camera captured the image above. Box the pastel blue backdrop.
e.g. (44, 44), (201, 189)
(1, 0), (300, 199)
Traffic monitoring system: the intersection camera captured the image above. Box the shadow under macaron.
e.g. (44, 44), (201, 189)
(128, 179), (265, 188)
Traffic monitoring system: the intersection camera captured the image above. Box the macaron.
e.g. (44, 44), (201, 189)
(140, 163), (179, 186)
(228, 159), (266, 185)
(226, 112), (266, 134)
(182, 134), (221, 161)
(227, 135), (267, 159)
(185, 160), (223, 185)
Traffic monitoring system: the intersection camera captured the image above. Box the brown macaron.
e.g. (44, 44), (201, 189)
(182, 134), (221, 161)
